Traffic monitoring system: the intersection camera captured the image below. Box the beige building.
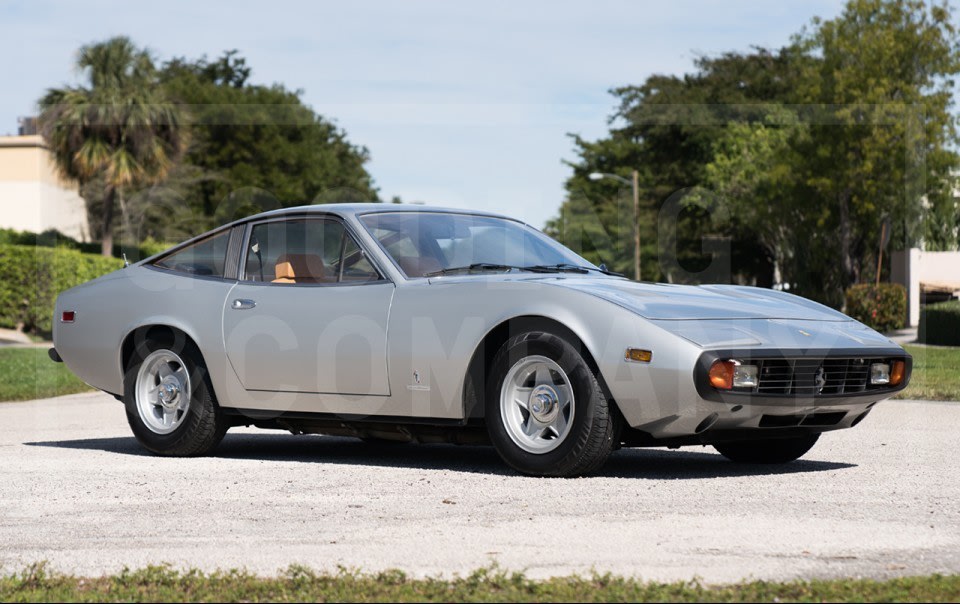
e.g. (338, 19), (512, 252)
(0, 133), (89, 241)
(891, 248), (960, 327)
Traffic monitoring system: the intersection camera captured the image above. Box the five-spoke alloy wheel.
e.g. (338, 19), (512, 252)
(486, 331), (620, 477)
(135, 350), (193, 435)
(123, 338), (228, 457)
(500, 355), (576, 454)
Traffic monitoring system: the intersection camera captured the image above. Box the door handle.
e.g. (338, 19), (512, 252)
(232, 299), (256, 310)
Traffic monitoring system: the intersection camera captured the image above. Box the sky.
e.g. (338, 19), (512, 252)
(0, 0), (848, 228)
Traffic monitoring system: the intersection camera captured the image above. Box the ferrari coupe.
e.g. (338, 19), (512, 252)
(50, 204), (911, 476)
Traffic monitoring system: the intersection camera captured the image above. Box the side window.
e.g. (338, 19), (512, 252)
(339, 236), (380, 282)
(152, 230), (230, 277)
(243, 218), (380, 285)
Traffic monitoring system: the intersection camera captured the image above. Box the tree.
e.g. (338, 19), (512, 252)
(39, 37), (184, 256)
(549, 0), (960, 306)
(792, 0), (960, 297)
(698, 108), (811, 289)
(155, 51), (379, 236)
(547, 47), (804, 285)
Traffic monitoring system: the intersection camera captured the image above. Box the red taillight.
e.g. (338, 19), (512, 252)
(61, 311), (75, 323)
(708, 360), (735, 390)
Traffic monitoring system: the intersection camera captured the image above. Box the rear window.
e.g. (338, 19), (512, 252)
(152, 230), (231, 277)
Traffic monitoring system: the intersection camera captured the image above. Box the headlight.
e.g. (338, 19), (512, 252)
(733, 364), (759, 388)
(871, 361), (906, 386)
(709, 360), (758, 390)
(870, 363), (890, 385)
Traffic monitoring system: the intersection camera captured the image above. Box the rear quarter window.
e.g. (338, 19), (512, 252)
(152, 230), (231, 277)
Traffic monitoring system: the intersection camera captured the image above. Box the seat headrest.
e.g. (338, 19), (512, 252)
(274, 253), (326, 282)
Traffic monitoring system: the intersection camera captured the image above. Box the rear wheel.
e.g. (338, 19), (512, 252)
(485, 331), (620, 477)
(713, 433), (820, 464)
(123, 339), (228, 456)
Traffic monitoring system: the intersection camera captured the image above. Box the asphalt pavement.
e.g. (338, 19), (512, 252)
(0, 392), (957, 583)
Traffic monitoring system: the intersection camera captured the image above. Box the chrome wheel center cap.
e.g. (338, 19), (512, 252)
(159, 380), (180, 407)
(529, 385), (559, 422)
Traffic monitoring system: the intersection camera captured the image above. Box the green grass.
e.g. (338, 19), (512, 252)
(897, 344), (960, 401)
(0, 347), (92, 402)
(0, 564), (957, 603)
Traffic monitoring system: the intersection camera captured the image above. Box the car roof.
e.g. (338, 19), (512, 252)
(240, 203), (515, 223)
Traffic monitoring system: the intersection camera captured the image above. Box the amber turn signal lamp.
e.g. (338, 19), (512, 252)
(625, 348), (653, 363)
(890, 360), (906, 386)
(709, 360), (735, 390)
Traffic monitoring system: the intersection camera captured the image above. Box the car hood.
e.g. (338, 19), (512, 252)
(548, 278), (852, 321)
(544, 278), (898, 349)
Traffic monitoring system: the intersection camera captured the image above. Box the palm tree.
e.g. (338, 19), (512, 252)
(39, 37), (184, 256)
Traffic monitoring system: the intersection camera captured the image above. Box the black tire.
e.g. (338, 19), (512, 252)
(123, 338), (228, 457)
(713, 433), (820, 464)
(485, 331), (620, 477)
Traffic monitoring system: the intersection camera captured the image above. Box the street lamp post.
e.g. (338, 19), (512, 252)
(589, 170), (641, 281)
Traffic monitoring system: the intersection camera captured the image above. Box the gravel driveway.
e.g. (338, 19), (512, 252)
(0, 392), (957, 583)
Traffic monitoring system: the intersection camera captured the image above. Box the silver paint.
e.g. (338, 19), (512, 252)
(53, 203), (907, 441)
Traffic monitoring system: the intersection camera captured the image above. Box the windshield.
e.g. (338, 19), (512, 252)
(359, 212), (598, 278)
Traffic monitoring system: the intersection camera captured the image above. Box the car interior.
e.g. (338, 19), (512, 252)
(362, 213), (559, 278)
(245, 218), (379, 285)
(271, 253), (330, 284)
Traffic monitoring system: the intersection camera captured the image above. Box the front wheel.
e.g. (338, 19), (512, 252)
(713, 433), (820, 464)
(123, 340), (228, 456)
(485, 331), (620, 477)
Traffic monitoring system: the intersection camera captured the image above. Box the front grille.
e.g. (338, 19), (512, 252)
(755, 357), (886, 396)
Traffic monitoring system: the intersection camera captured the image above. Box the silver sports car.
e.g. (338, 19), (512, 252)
(51, 204), (911, 476)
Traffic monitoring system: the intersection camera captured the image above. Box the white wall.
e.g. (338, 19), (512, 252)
(891, 248), (960, 326)
(0, 135), (90, 242)
(0, 181), (88, 241)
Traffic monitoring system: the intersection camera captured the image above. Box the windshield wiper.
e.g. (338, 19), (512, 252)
(424, 263), (548, 277)
(425, 262), (623, 278)
(524, 263), (624, 277)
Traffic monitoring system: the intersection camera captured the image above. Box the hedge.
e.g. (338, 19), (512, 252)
(919, 300), (960, 346)
(0, 244), (122, 337)
(0, 227), (169, 261)
(844, 283), (907, 333)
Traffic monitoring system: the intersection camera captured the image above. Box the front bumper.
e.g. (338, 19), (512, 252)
(628, 397), (881, 447)
(628, 346), (910, 443)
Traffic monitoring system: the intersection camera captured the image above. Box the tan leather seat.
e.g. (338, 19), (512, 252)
(273, 253), (328, 284)
(397, 255), (443, 278)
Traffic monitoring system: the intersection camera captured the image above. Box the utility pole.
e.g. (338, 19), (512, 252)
(632, 169), (640, 281)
